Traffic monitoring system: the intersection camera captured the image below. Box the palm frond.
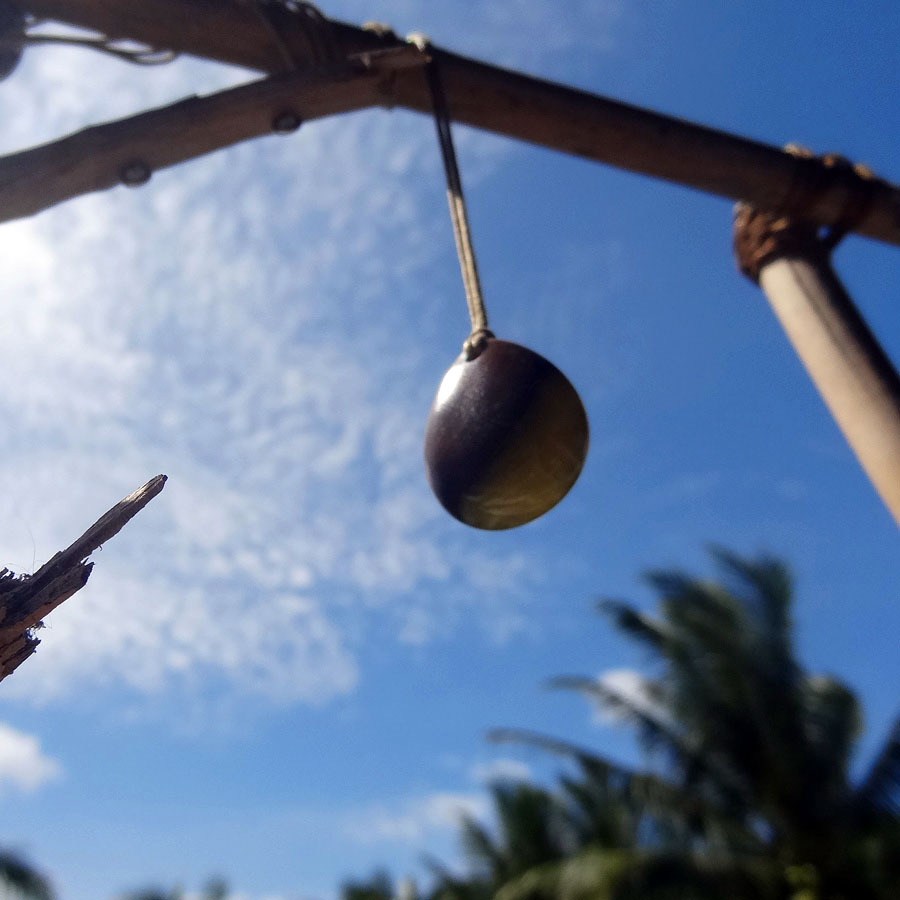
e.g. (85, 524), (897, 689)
(708, 547), (793, 646)
(596, 600), (670, 654)
(458, 814), (507, 881)
(802, 675), (861, 789)
(494, 848), (781, 900)
(546, 675), (684, 758)
(856, 711), (900, 817)
(488, 727), (760, 853)
(340, 869), (395, 900)
(493, 847), (629, 900)
(546, 674), (747, 804)
(0, 852), (54, 900)
(424, 856), (490, 900)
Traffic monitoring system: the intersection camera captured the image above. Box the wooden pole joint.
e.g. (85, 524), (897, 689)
(733, 203), (900, 528)
(733, 203), (828, 284)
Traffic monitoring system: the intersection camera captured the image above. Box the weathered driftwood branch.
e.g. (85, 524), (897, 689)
(12, 0), (900, 248)
(0, 474), (166, 682)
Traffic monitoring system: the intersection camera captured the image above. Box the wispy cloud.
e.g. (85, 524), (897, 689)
(0, 723), (62, 794)
(591, 668), (666, 727)
(469, 758), (532, 784)
(343, 792), (489, 845)
(0, 1), (623, 715)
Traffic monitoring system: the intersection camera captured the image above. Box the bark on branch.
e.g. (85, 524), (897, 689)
(0, 474), (167, 683)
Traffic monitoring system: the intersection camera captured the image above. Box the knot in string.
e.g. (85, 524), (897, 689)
(414, 35), (493, 360)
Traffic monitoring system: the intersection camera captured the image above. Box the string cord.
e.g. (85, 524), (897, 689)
(420, 45), (493, 359)
(242, 0), (340, 71)
(15, 32), (177, 65)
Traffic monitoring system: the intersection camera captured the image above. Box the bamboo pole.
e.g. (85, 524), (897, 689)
(12, 0), (900, 247)
(734, 207), (900, 526)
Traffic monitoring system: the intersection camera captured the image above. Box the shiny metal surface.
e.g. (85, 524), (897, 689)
(424, 339), (589, 530)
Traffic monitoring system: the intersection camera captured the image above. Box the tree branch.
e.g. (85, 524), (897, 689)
(0, 474), (167, 683)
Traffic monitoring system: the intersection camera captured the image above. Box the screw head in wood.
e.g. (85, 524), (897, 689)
(424, 338), (589, 530)
(119, 160), (152, 187)
(272, 111), (302, 134)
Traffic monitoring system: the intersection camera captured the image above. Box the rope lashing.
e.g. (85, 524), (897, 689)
(735, 145), (882, 283)
(413, 35), (493, 360)
(245, 0), (340, 72)
(16, 32), (177, 65)
(0, 2), (177, 72)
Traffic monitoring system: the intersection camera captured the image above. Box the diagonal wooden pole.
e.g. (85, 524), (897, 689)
(735, 206), (900, 526)
(9, 0), (900, 247)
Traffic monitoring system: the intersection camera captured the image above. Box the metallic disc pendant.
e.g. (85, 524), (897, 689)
(424, 338), (589, 530)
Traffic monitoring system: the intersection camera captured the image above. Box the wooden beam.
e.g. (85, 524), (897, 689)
(0, 61), (398, 221)
(14, 0), (900, 248)
(19, 0), (373, 73)
(735, 206), (900, 527)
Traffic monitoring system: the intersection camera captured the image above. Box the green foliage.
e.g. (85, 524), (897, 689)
(0, 850), (54, 900)
(118, 876), (229, 900)
(341, 869), (398, 900)
(343, 548), (900, 900)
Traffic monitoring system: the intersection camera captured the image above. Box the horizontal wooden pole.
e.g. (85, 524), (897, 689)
(0, 63), (391, 221)
(11, 0), (900, 247)
(394, 50), (900, 249)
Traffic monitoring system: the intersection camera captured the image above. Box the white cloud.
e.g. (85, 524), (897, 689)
(592, 668), (666, 726)
(646, 472), (723, 508)
(0, 723), (62, 794)
(0, 45), (524, 709)
(469, 758), (532, 784)
(344, 792), (489, 845)
(0, 1), (623, 714)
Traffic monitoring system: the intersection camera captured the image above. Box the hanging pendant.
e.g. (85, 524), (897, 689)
(417, 41), (589, 529)
(425, 338), (589, 530)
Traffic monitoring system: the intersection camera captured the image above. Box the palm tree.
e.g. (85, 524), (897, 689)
(0, 849), (54, 900)
(491, 548), (900, 899)
(430, 782), (573, 900)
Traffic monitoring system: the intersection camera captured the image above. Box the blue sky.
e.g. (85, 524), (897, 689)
(1, 1), (899, 898)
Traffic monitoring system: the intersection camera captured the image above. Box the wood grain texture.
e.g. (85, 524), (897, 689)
(0, 65), (391, 221)
(0, 475), (166, 683)
(13, 0), (900, 247)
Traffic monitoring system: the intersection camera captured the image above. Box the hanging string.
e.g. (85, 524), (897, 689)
(16, 33), (177, 65)
(417, 39), (493, 359)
